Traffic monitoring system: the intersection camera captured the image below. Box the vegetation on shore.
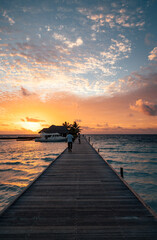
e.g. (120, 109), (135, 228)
(63, 121), (81, 139)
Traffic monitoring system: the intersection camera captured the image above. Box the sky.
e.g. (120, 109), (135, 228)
(0, 0), (157, 134)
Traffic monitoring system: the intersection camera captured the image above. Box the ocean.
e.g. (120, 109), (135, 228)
(0, 136), (67, 213)
(88, 134), (157, 214)
(0, 134), (157, 214)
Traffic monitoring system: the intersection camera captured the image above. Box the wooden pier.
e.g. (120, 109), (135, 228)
(0, 137), (157, 239)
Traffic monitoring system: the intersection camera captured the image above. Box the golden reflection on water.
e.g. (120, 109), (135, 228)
(0, 140), (67, 211)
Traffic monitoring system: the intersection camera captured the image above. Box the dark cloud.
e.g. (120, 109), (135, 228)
(97, 123), (108, 127)
(119, 70), (157, 96)
(142, 104), (157, 116)
(81, 126), (95, 130)
(21, 87), (34, 96)
(82, 124), (157, 134)
(130, 99), (157, 116)
(74, 119), (82, 123)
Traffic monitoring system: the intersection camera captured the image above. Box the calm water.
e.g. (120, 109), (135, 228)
(0, 134), (157, 214)
(88, 134), (157, 213)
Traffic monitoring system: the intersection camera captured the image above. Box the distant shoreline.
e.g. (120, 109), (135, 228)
(0, 134), (39, 140)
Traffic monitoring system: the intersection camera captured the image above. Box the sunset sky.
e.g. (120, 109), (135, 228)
(0, 0), (157, 134)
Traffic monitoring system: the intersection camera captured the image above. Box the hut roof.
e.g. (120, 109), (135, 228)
(39, 125), (68, 134)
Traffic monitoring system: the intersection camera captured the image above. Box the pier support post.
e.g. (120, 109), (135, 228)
(120, 167), (124, 178)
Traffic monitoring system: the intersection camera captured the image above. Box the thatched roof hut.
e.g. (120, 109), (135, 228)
(39, 125), (68, 136)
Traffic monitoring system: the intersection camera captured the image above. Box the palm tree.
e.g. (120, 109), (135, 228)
(69, 121), (81, 138)
(62, 121), (71, 131)
(63, 121), (81, 139)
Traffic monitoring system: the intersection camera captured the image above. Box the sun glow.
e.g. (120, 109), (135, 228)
(20, 122), (41, 132)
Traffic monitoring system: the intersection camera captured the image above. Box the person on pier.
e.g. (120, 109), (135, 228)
(78, 133), (81, 144)
(67, 132), (74, 152)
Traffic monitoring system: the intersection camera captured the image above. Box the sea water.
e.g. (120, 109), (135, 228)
(0, 135), (157, 214)
(0, 138), (66, 212)
(88, 134), (157, 213)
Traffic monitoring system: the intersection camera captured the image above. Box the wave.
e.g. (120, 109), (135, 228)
(42, 157), (55, 162)
(101, 148), (157, 154)
(107, 159), (125, 165)
(0, 168), (27, 174)
(0, 184), (23, 192)
(0, 161), (21, 165)
(45, 153), (59, 156)
(0, 169), (13, 172)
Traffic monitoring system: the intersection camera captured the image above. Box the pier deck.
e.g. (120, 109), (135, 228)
(0, 137), (157, 239)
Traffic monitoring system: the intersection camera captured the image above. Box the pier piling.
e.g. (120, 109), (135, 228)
(120, 167), (124, 178)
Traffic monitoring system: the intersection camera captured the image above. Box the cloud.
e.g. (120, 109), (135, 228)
(110, 37), (131, 53)
(0, 123), (9, 126)
(0, 128), (35, 134)
(117, 68), (157, 95)
(0, 2), (152, 100)
(97, 123), (109, 128)
(21, 87), (35, 96)
(2, 10), (15, 25)
(148, 47), (157, 61)
(81, 126), (95, 131)
(105, 14), (115, 28)
(0, 44), (9, 47)
(87, 13), (104, 21)
(21, 117), (45, 123)
(78, 4), (145, 31)
(25, 117), (46, 122)
(1, 42), (61, 67)
(82, 124), (157, 134)
(0, 84), (157, 134)
(68, 37), (83, 48)
(1, 39), (157, 100)
(100, 34), (131, 65)
(114, 7), (145, 30)
(74, 119), (82, 123)
(130, 99), (157, 116)
(53, 33), (83, 48)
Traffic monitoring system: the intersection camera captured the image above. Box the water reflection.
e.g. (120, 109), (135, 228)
(0, 140), (66, 212)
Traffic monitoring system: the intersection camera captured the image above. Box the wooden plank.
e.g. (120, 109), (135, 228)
(0, 136), (157, 239)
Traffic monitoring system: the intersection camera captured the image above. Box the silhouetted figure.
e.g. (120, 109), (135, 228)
(67, 133), (74, 152)
(78, 133), (81, 144)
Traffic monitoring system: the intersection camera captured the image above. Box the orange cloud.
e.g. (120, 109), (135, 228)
(25, 117), (46, 122)
(87, 14), (104, 21)
(0, 72), (157, 135)
(148, 47), (157, 61)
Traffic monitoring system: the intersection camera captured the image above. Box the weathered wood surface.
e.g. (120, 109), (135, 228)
(0, 137), (157, 239)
